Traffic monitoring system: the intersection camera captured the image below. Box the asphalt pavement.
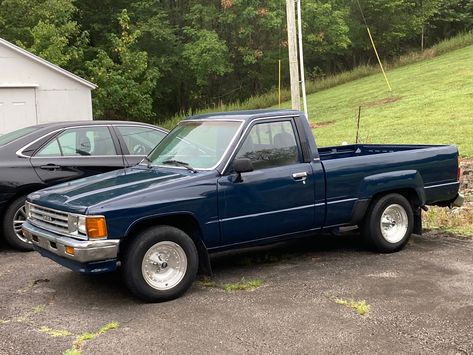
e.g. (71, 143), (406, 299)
(0, 231), (472, 355)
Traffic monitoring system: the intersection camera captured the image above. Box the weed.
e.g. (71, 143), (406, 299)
(32, 305), (46, 314)
(39, 326), (72, 337)
(423, 205), (473, 237)
(335, 298), (370, 316)
(195, 279), (218, 288)
(222, 278), (264, 292)
(195, 277), (264, 292)
(63, 321), (120, 355)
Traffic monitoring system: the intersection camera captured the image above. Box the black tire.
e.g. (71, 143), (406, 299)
(2, 196), (33, 251)
(122, 225), (198, 302)
(361, 193), (414, 253)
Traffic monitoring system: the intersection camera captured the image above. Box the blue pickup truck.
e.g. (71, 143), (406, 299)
(22, 110), (463, 301)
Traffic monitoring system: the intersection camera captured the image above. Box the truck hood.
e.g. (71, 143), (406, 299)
(28, 166), (190, 214)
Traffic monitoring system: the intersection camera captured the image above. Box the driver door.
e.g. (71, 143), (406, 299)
(217, 119), (315, 245)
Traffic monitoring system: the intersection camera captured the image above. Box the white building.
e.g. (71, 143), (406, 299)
(0, 37), (96, 134)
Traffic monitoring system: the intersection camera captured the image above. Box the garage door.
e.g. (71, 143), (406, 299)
(0, 88), (37, 134)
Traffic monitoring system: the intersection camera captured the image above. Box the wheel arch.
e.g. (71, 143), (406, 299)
(365, 188), (423, 235)
(121, 213), (212, 276)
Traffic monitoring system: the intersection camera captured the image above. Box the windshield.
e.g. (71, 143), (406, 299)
(0, 126), (37, 146)
(147, 120), (242, 170)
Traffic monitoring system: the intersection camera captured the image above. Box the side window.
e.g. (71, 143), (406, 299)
(235, 121), (299, 170)
(36, 127), (117, 157)
(117, 126), (166, 155)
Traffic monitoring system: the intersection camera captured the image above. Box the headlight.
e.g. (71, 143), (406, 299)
(25, 202), (32, 219)
(68, 214), (107, 239)
(78, 216), (86, 235)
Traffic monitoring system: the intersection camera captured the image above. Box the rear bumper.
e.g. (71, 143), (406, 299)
(22, 221), (119, 273)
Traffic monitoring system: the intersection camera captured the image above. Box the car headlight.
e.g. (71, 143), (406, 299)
(68, 214), (107, 239)
(25, 202), (32, 219)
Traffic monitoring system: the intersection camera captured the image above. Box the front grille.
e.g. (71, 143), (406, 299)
(28, 203), (70, 236)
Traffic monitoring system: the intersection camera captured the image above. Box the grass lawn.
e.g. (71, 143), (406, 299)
(279, 45), (473, 157)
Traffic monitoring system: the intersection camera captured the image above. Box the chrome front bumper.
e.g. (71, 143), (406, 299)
(22, 221), (119, 263)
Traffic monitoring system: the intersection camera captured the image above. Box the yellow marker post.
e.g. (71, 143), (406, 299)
(278, 59), (282, 107)
(367, 27), (392, 92)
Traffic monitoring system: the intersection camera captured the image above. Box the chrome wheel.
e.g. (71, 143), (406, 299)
(13, 205), (29, 244)
(380, 204), (408, 244)
(142, 241), (187, 291)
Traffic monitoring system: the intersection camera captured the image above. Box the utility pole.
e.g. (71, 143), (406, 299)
(296, 0), (309, 120)
(286, 0), (300, 111)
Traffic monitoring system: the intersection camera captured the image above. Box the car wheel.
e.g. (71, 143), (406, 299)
(2, 196), (33, 251)
(361, 193), (413, 253)
(122, 226), (198, 302)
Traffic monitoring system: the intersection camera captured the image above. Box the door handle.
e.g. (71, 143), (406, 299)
(292, 172), (308, 181)
(40, 164), (61, 170)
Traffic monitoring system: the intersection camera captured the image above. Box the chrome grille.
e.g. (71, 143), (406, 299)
(28, 203), (70, 236)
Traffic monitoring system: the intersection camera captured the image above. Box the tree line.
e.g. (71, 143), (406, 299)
(1, 0), (472, 122)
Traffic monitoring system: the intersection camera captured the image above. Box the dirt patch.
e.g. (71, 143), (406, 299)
(364, 96), (401, 108)
(310, 120), (336, 129)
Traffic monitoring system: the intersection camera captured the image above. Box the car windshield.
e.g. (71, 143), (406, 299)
(0, 126), (37, 146)
(147, 120), (242, 170)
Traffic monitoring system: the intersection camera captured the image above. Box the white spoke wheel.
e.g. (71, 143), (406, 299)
(380, 204), (409, 244)
(142, 241), (187, 291)
(3, 196), (33, 251)
(123, 226), (198, 302)
(362, 193), (414, 253)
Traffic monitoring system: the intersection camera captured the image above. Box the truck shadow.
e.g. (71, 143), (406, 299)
(209, 231), (364, 272)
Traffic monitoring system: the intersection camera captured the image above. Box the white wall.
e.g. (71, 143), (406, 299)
(0, 42), (93, 133)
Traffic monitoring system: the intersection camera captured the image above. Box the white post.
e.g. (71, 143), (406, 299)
(297, 0), (309, 121)
(286, 0), (301, 111)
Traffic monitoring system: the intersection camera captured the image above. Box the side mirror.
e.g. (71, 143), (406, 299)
(233, 158), (253, 174)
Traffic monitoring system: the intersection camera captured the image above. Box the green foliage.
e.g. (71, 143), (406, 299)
(195, 277), (264, 292)
(85, 9), (158, 120)
(1, 0), (472, 120)
(335, 298), (370, 316)
(0, 0), (85, 66)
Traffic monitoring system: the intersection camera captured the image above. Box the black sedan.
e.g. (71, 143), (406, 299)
(0, 121), (167, 251)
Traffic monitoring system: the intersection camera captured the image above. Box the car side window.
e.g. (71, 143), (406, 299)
(235, 120), (299, 170)
(36, 127), (117, 157)
(116, 126), (166, 156)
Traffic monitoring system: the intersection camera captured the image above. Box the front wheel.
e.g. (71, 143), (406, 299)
(2, 196), (33, 251)
(122, 226), (198, 302)
(361, 193), (414, 253)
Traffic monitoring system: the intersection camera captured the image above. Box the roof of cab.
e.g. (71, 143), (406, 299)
(186, 109), (302, 122)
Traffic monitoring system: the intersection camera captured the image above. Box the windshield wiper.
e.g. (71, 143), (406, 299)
(139, 156), (153, 168)
(162, 159), (197, 173)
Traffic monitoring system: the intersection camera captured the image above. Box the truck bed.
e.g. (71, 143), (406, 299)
(318, 144), (444, 161)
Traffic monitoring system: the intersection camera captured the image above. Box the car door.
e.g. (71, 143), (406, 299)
(113, 125), (167, 166)
(30, 125), (125, 185)
(217, 119), (316, 245)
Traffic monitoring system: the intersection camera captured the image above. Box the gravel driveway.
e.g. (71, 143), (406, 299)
(0, 232), (472, 354)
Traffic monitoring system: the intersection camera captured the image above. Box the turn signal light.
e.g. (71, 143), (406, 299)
(86, 217), (108, 239)
(65, 246), (75, 255)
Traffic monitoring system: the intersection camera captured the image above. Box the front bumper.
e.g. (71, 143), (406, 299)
(22, 221), (120, 273)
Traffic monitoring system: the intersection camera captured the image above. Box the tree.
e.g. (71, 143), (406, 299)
(86, 9), (158, 120)
(0, 0), (86, 67)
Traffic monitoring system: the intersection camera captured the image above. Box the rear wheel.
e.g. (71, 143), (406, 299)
(2, 196), (33, 251)
(122, 226), (198, 302)
(361, 193), (413, 253)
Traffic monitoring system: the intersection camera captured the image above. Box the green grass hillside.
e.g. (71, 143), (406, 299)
(280, 45), (473, 157)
